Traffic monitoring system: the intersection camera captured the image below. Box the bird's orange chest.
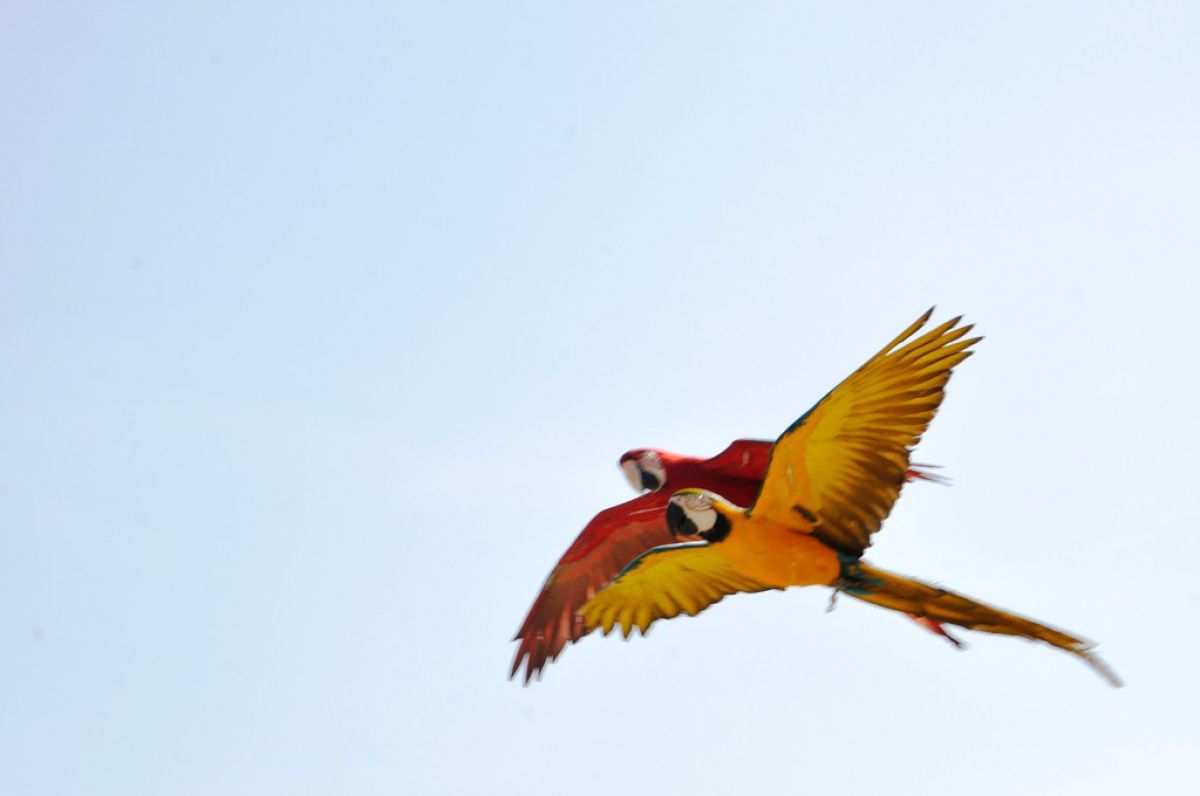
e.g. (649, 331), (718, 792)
(721, 515), (841, 589)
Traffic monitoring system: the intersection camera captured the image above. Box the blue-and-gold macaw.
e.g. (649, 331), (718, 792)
(578, 309), (1120, 686)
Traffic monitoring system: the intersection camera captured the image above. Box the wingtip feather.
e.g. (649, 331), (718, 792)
(1075, 646), (1123, 688)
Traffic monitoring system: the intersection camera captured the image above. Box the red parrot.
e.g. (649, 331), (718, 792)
(511, 441), (949, 683)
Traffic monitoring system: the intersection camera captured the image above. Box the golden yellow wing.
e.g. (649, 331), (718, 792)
(577, 542), (775, 637)
(751, 308), (980, 555)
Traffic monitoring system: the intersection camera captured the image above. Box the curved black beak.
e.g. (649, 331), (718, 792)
(666, 501), (697, 537)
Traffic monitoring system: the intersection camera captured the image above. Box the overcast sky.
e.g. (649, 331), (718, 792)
(2, 3), (1198, 794)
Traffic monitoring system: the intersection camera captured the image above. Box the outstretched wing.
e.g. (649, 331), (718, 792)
(511, 492), (675, 683)
(578, 542), (775, 637)
(751, 309), (980, 555)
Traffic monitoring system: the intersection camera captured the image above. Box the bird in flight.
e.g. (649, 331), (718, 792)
(511, 441), (949, 684)
(578, 309), (1120, 686)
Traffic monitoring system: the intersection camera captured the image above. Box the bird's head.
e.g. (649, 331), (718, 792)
(618, 448), (674, 493)
(665, 489), (734, 542)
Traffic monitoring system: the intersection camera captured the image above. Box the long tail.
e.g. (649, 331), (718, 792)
(844, 562), (1122, 687)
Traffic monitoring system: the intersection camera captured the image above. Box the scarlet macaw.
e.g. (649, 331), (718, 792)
(511, 436), (950, 683)
(578, 309), (1120, 686)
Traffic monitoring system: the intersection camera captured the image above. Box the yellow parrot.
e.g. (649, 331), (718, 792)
(578, 309), (1120, 686)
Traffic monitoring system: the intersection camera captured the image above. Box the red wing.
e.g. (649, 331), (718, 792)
(511, 491), (675, 684)
(702, 439), (773, 480)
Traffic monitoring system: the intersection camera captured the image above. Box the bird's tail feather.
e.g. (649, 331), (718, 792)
(844, 562), (1122, 687)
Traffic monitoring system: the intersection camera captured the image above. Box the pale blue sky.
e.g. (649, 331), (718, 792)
(2, 3), (1198, 794)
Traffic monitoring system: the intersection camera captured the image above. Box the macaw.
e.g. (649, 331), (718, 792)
(511, 430), (949, 684)
(578, 309), (1120, 686)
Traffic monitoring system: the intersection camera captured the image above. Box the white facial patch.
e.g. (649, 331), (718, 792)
(672, 491), (718, 533)
(621, 459), (643, 493)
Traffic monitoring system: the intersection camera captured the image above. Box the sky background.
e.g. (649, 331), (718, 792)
(2, 3), (1198, 794)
